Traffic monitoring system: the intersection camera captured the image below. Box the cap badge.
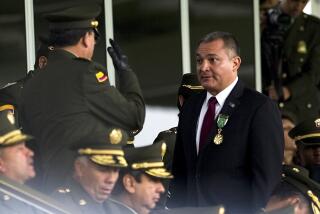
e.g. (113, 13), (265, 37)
(213, 114), (229, 145)
(297, 40), (307, 54)
(6, 112), (15, 125)
(91, 20), (99, 28)
(314, 118), (320, 128)
(95, 71), (108, 83)
(161, 142), (167, 160)
(109, 129), (122, 144)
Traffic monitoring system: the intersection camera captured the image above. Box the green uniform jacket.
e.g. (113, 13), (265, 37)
(263, 12), (320, 122)
(52, 178), (126, 214)
(20, 49), (145, 193)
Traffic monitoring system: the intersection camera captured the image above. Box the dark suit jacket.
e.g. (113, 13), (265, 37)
(169, 80), (284, 213)
(20, 49), (145, 193)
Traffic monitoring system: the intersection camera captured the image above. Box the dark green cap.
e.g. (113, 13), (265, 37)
(124, 142), (173, 179)
(289, 117), (320, 146)
(0, 110), (32, 147)
(178, 73), (204, 98)
(282, 165), (320, 213)
(45, 4), (101, 30)
(71, 128), (128, 168)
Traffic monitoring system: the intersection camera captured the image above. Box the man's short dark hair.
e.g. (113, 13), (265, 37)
(49, 28), (92, 47)
(112, 170), (161, 195)
(198, 31), (240, 57)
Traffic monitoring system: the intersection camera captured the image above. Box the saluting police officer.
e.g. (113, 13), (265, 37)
(20, 3), (145, 193)
(261, 0), (320, 122)
(52, 128), (129, 214)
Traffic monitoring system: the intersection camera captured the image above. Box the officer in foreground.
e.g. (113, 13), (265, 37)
(264, 165), (320, 214)
(20, 3), (145, 193)
(52, 128), (128, 213)
(289, 117), (320, 183)
(111, 142), (173, 214)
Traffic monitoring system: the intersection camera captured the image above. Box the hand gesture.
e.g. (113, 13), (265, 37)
(107, 39), (132, 73)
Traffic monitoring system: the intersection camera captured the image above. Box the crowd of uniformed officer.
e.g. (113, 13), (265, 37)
(1, 1), (320, 214)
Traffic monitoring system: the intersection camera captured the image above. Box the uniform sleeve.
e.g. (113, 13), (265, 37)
(285, 19), (320, 99)
(83, 62), (145, 131)
(287, 43), (320, 99)
(250, 99), (284, 210)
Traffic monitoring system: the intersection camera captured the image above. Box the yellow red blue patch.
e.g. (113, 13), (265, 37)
(95, 71), (108, 83)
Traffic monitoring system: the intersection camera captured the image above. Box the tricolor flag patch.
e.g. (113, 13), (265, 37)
(95, 71), (108, 83)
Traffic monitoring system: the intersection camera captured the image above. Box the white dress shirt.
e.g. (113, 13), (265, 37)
(196, 77), (238, 153)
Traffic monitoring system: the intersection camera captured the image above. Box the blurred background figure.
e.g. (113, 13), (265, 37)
(264, 165), (320, 214)
(0, 39), (50, 125)
(289, 117), (320, 183)
(281, 108), (297, 165)
(260, 0), (280, 32)
(261, 0), (320, 123)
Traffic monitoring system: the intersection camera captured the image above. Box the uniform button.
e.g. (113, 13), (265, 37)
(3, 195), (10, 201)
(79, 199), (87, 206)
(279, 102), (284, 108)
(307, 103), (312, 108)
(282, 73), (287, 79)
(297, 68), (302, 73)
(300, 26), (304, 31)
(300, 58), (304, 63)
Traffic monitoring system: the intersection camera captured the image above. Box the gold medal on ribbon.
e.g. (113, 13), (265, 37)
(213, 114), (229, 145)
(214, 129), (223, 145)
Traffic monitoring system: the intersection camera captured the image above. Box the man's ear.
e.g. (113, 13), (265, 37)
(123, 174), (136, 194)
(74, 159), (83, 177)
(82, 32), (92, 48)
(232, 56), (241, 72)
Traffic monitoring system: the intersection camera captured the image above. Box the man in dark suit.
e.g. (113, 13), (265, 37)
(169, 31), (284, 213)
(20, 4), (145, 193)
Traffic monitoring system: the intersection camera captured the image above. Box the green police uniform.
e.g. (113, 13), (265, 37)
(152, 73), (203, 210)
(20, 4), (145, 193)
(0, 110), (36, 213)
(51, 128), (129, 213)
(288, 117), (320, 183)
(262, 6), (320, 122)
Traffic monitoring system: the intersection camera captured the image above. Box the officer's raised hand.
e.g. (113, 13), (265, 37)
(107, 39), (132, 73)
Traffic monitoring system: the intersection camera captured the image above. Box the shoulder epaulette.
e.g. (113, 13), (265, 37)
(0, 82), (18, 90)
(74, 57), (91, 63)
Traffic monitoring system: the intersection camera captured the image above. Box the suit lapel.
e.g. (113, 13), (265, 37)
(201, 80), (245, 151)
